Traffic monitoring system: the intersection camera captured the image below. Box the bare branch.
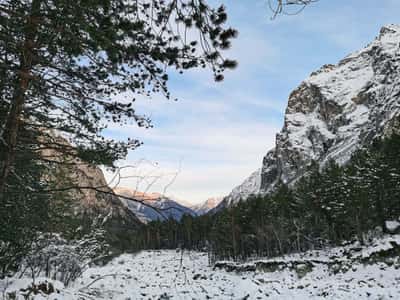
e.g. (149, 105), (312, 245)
(268, 0), (319, 19)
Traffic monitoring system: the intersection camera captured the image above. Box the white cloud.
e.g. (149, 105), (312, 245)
(104, 116), (279, 203)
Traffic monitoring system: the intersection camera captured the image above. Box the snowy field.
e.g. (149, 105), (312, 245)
(2, 235), (400, 299)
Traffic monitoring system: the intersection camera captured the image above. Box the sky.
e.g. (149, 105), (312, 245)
(104, 0), (400, 204)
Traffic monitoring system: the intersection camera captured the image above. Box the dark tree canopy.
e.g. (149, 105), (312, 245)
(0, 0), (237, 191)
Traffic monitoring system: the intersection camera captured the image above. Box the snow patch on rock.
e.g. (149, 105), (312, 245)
(225, 168), (261, 205)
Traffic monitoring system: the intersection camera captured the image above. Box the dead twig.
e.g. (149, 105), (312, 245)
(268, 0), (319, 19)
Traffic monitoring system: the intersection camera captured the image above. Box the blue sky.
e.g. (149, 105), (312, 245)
(104, 0), (400, 204)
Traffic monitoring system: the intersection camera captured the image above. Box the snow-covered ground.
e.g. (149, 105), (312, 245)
(2, 235), (400, 299)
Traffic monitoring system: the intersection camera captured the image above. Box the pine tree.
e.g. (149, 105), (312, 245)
(0, 127), (51, 275)
(345, 150), (376, 242)
(380, 133), (400, 218)
(0, 0), (237, 192)
(318, 160), (348, 242)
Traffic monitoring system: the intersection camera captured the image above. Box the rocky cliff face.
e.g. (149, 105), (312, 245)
(226, 24), (400, 204)
(69, 163), (143, 249)
(42, 135), (142, 249)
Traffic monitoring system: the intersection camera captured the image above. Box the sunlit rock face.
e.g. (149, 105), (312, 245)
(226, 24), (400, 204)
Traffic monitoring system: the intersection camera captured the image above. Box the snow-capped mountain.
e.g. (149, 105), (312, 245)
(191, 197), (224, 215)
(114, 187), (197, 223)
(225, 24), (400, 204)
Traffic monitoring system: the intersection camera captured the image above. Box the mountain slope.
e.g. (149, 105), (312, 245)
(224, 169), (261, 206)
(225, 24), (400, 203)
(42, 134), (143, 249)
(114, 187), (197, 223)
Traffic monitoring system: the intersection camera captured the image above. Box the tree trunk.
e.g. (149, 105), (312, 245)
(231, 212), (237, 260)
(377, 183), (387, 234)
(0, 82), (28, 190)
(0, 0), (41, 192)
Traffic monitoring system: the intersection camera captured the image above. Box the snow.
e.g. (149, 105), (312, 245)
(191, 197), (224, 215)
(386, 220), (400, 232)
(287, 42), (376, 165)
(307, 64), (374, 108)
(291, 24), (400, 162)
(225, 168), (261, 205)
(113, 188), (197, 222)
(2, 234), (400, 299)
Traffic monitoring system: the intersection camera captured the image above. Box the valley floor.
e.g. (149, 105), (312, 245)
(2, 235), (400, 299)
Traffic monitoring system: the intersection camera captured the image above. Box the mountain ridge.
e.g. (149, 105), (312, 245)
(114, 187), (197, 222)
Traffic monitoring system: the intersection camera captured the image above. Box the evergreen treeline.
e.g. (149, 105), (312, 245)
(138, 134), (400, 262)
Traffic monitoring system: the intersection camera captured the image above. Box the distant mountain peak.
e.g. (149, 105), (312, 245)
(114, 187), (164, 201)
(191, 196), (224, 215)
(113, 187), (196, 223)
